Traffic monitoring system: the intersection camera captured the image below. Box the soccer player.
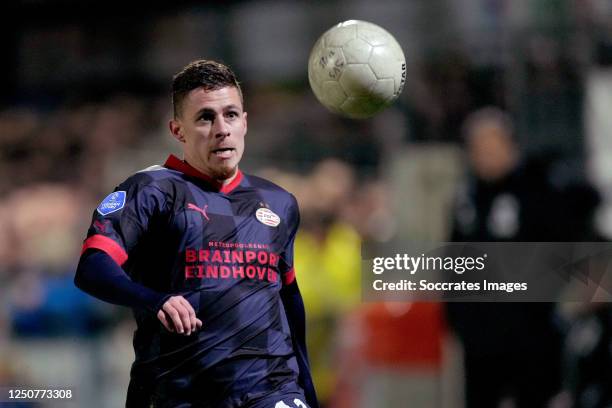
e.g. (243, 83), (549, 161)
(74, 60), (318, 408)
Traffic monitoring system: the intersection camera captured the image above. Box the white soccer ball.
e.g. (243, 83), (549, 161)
(308, 20), (406, 119)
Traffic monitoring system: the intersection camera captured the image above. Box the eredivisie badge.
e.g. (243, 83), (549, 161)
(97, 191), (126, 215)
(256, 207), (281, 227)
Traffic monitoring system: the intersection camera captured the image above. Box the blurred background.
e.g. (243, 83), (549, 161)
(1, 0), (612, 407)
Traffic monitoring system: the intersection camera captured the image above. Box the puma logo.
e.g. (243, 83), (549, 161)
(187, 203), (210, 221)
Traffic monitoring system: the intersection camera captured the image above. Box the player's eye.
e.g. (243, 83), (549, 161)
(226, 111), (239, 120)
(199, 112), (215, 123)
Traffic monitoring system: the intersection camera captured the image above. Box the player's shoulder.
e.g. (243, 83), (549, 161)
(118, 163), (183, 192)
(244, 174), (297, 203)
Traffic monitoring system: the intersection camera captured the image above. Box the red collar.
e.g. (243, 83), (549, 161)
(164, 154), (243, 194)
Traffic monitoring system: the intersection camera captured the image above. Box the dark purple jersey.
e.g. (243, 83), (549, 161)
(82, 155), (303, 407)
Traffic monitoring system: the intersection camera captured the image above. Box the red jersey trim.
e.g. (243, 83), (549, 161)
(220, 170), (243, 194)
(164, 154), (243, 194)
(283, 268), (296, 285)
(82, 234), (128, 266)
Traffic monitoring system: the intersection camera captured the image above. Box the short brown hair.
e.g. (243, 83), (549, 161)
(172, 60), (243, 118)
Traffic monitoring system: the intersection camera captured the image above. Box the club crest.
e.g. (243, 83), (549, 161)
(97, 191), (126, 215)
(256, 207), (281, 227)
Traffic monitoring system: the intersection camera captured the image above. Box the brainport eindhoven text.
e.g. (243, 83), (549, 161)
(370, 254), (528, 293)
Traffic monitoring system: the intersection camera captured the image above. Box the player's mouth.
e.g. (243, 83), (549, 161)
(211, 147), (235, 159)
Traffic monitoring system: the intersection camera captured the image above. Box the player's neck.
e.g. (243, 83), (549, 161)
(219, 169), (239, 186)
(182, 157), (238, 186)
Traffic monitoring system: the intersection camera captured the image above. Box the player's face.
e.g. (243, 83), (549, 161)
(468, 123), (517, 182)
(170, 86), (247, 182)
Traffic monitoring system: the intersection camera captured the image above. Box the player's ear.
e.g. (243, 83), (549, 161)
(243, 111), (248, 133)
(169, 119), (185, 143)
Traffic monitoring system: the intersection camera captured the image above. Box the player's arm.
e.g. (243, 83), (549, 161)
(77, 179), (201, 335)
(75, 249), (202, 335)
(280, 279), (319, 408)
(279, 195), (319, 407)
(76, 249), (167, 311)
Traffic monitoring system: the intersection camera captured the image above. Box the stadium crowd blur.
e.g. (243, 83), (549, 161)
(2, 1), (612, 407)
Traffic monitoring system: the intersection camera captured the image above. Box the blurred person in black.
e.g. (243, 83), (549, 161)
(446, 107), (599, 408)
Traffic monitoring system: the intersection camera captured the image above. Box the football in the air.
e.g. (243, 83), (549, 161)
(308, 20), (406, 119)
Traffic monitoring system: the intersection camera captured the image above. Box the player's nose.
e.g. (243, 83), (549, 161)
(213, 115), (231, 138)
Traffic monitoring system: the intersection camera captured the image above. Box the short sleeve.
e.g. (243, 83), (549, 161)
(278, 194), (300, 285)
(81, 176), (168, 266)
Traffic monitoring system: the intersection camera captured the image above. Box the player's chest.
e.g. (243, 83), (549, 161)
(169, 192), (286, 247)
